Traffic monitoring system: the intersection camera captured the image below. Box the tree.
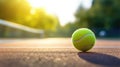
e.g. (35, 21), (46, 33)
(25, 8), (58, 31)
(0, 0), (59, 31)
(75, 5), (89, 28)
(0, 0), (59, 37)
(89, 0), (120, 29)
(75, 0), (120, 37)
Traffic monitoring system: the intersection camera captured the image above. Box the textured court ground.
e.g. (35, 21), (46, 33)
(0, 38), (120, 67)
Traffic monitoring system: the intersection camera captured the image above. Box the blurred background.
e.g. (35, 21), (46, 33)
(0, 0), (120, 38)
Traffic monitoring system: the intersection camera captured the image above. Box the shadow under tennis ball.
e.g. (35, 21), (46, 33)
(78, 52), (120, 67)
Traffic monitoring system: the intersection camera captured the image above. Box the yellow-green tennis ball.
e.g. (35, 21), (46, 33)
(72, 28), (96, 52)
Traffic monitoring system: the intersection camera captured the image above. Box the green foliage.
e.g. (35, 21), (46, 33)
(75, 0), (120, 37)
(0, 0), (58, 31)
(75, 6), (89, 28)
(88, 0), (120, 29)
(0, 0), (59, 38)
(0, 0), (31, 21)
(76, 0), (120, 29)
(25, 8), (58, 31)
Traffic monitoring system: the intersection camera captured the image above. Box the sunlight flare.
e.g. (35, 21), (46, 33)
(27, 0), (92, 26)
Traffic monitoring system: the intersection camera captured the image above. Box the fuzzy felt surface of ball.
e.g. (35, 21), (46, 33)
(72, 28), (96, 52)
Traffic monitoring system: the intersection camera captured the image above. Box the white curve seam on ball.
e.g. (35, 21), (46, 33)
(74, 33), (92, 43)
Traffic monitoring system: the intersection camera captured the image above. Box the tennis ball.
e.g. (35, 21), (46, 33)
(72, 28), (96, 52)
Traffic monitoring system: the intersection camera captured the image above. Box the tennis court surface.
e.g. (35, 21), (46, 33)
(0, 38), (120, 67)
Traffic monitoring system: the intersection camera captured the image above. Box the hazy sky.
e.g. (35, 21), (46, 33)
(56, 0), (93, 26)
(28, 0), (93, 26)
